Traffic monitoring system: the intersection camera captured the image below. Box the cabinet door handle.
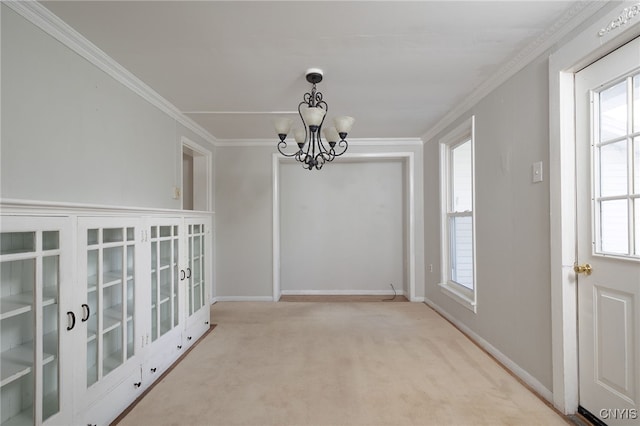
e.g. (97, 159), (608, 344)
(134, 382), (141, 388)
(187, 336), (192, 341)
(186, 268), (192, 279)
(67, 311), (76, 331)
(81, 304), (90, 322)
(150, 367), (157, 373)
(177, 345), (182, 350)
(180, 270), (186, 281)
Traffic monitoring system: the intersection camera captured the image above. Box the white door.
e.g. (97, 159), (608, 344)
(575, 37), (640, 425)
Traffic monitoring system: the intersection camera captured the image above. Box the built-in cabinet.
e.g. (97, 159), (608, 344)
(0, 217), (72, 426)
(0, 211), (212, 426)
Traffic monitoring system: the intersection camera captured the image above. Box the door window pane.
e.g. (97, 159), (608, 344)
(635, 199), (640, 255)
(451, 140), (472, 212)
(600, 81), (627, 142)
(634, 138), (639, 194)
(634, 75), (640, 132)
(600, 200), (628, 254)
(599, 140), (628, 197)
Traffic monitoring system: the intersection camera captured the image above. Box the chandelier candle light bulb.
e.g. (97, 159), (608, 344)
(273, 68), (353, 170)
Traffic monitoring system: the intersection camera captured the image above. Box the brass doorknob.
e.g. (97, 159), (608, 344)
(573, 263), (592, 276)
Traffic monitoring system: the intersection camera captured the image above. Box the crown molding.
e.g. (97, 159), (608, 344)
(421, 0), (608, 143)
(213, 137), (424, 148)
(4, 0), (218, 147)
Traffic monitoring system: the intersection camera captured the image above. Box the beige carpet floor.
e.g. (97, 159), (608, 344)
(116, 302), (568, 426)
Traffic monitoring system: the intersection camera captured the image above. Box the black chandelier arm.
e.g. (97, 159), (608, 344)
(277, 140), (302, 158)
(331, 139), (349, 157)
(315, 138), (335, 162)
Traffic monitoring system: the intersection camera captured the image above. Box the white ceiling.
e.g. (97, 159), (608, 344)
(42, 1), (593, 141)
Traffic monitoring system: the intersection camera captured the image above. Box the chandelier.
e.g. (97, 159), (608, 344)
(273, 68), (354, 170)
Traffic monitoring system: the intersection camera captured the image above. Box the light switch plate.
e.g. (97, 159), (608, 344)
(532, 161), (543, 183)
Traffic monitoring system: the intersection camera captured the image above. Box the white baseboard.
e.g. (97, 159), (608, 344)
(215, 296), (275, 302)
(280, 289), (405, 296)
(424, 298), (553, 403)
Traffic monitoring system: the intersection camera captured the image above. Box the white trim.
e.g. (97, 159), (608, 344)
(0, 198), (215, 216)
(3, 0), (217, 147)
(438, 116), (477, 312)
(280, 290), (405, 296)
(425, 298), (553, 403)
(421, 1), (607, 143)
(272, 152), (418, 302)
(181, 136), (213, 212)
(548, 0), (640, 415)
(437, 282), (476, 312)
(272, 154), (281, 302)
(215, 138), (424, 148)
(214, 296), (275, 302)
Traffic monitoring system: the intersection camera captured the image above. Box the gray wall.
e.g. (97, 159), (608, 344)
(280, 159), (405, 294)
(424, 54), (552, 390)
(1, 6), (214, 209)
(215, 144), (425, 300)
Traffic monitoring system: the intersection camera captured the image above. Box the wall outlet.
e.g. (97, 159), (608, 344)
(173, 187), (181, 199)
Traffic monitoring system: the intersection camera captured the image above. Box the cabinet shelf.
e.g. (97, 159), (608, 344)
(103, 305), (133, 334)
(0, 290), (57, 320)
(1, 332), (57, 387)
(87, 272), (133, 293)
(2, 410), (31, 426)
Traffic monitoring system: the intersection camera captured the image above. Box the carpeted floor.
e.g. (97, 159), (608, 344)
(116, 302), (568, 426)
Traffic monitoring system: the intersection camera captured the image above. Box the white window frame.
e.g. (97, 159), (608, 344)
(439, 116), (477, 312)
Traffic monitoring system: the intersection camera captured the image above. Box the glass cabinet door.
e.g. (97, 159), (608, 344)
(186, 222), (206, 317)
(150, 223), (180, 341)
(85, 226), (136, 387)
(0, 222), (63, 426)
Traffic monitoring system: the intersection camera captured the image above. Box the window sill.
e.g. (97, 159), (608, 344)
(438, 282), (477, 313)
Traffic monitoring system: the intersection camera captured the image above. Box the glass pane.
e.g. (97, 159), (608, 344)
(450, 216), (473, 290)
(160, 226), (171, 238)
(126, 228), (134, 242)
(42, 231), (59, 251)
(451, 140), (472, 212)
(0, 232), (35, 255)
(103, 228), (123, 243)
(634, 138), (640, 194)
(600, 200), (629, 254)
(102, 327), (123, 377)
(599, 140), (628, 197)
(635, 199), (640, 256)
(104, 246), (123, 283)
(126, 246), (134, 360)
(87, 229), (99, 246)
(1, 257), (35, 425)
(42, 255), (60, 421)
(126, 276), (134, 360)
(634, 75), (640, 132)
(173, 238), (179, 327)
(151, 226), (157, 239)
(600, 81), (627, 142)
(87, 244), (98, 386)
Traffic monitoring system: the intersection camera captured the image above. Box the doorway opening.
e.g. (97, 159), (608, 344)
(181, 138), (211, 212)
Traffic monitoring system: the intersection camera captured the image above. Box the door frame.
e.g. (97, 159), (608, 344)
(549, 1), (640, 414)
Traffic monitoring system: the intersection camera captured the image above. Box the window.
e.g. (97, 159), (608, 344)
(439, 116), (476, 311)
(592, 75), (640, 259)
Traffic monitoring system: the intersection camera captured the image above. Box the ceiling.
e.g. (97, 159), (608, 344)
(42, 1), (593, 142)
